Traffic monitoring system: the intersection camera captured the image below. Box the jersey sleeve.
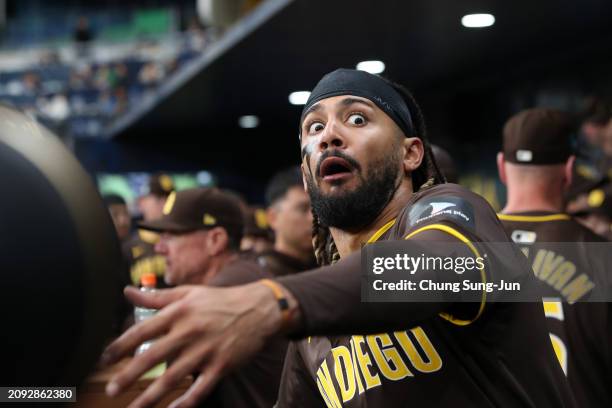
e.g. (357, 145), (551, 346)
(277, 229), (474, 337)
(277, 185), (526, 337)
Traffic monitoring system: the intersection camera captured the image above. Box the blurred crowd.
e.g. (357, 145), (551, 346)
(0, 15), (213, 138)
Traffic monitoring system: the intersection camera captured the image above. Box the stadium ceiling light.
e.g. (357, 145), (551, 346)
(238, 115), (260, 128)
(461, 13), (495, 28)
(356, 60), (386, 74)
(289, 91), (311, 105)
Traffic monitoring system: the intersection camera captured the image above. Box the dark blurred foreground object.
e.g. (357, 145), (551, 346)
(0, 105), (124, 386)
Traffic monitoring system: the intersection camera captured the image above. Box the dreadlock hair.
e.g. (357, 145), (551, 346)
(311, 79), (446, 266)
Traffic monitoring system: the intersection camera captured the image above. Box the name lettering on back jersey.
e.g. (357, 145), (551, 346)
(507, 228), (595, 304)
(531, 249), (594, 303)
(507, 225), (595, 377)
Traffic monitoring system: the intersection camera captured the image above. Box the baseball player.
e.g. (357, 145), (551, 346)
(137, 187), (288, 407)
(257, 166), (316, 276)
(497, 107), (612, 407)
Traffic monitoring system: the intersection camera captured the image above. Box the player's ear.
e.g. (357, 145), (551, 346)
(207, 227), (228, 256)
(266, 205), (279, 230)
(402, 137), (424, 174)
(563, 155), (575, 190)
(496, 152), (507, 185)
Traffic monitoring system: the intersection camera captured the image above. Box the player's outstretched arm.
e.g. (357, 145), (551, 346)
(277, 249), (447, 336)
(101, 230), (477, 407)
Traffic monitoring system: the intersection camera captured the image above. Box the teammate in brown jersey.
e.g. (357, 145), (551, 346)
(139, 187), (288, 408)
(101, 69), (574, 408)
(497, 107), (612, 407)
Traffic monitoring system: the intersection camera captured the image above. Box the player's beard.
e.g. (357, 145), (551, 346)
(306, 150), (402, 231)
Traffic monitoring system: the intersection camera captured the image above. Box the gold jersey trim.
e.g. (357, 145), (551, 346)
(497, 213), (570, 222)
(366, 219), (397, 244)
(404, 224), (487, 326)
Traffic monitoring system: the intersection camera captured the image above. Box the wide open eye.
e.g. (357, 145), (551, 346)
(308, 121), (325, 134)
(347, 113), (366, 126)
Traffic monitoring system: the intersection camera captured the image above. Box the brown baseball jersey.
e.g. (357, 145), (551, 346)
(499, 211), (612, 407)
(257, 249), (317, 277)
(276, 183), (574, 407)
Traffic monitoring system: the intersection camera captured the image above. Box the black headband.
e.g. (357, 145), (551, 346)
(300, 68), (415, 138)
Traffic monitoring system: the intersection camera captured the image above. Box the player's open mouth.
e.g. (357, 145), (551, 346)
(319, 156), (354, 182)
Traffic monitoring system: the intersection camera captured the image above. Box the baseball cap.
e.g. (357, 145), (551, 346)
(145, 172), (175, 197)
(138, 187), (244, 243)
(503, 108), (576, 165)
(243, 206), (274, 239)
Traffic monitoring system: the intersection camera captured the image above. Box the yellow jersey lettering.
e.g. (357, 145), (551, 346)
(562, 274), (595, 304)
(349, 337), (365, 395)
(546, 261), (576, 291)
(542, 298), (568, 375)
(332, 346), (356, 402)
(352, 335), (382, 390)
(315, 328), (444, 404)
(542, 299), (564, 321)
(366, 334), (412, 381)
(395, 328), (443, 373)
(534, 250), (565, 280)
(316, 360), (343, 408)
(531, 250), (594, 303)
(532, 249), (545, 278)
(549, 334), (568, 375)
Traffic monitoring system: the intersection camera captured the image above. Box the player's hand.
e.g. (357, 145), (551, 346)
(100, 282), (292, 408)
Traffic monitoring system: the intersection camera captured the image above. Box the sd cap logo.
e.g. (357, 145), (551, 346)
(203, 213), (217, 226)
